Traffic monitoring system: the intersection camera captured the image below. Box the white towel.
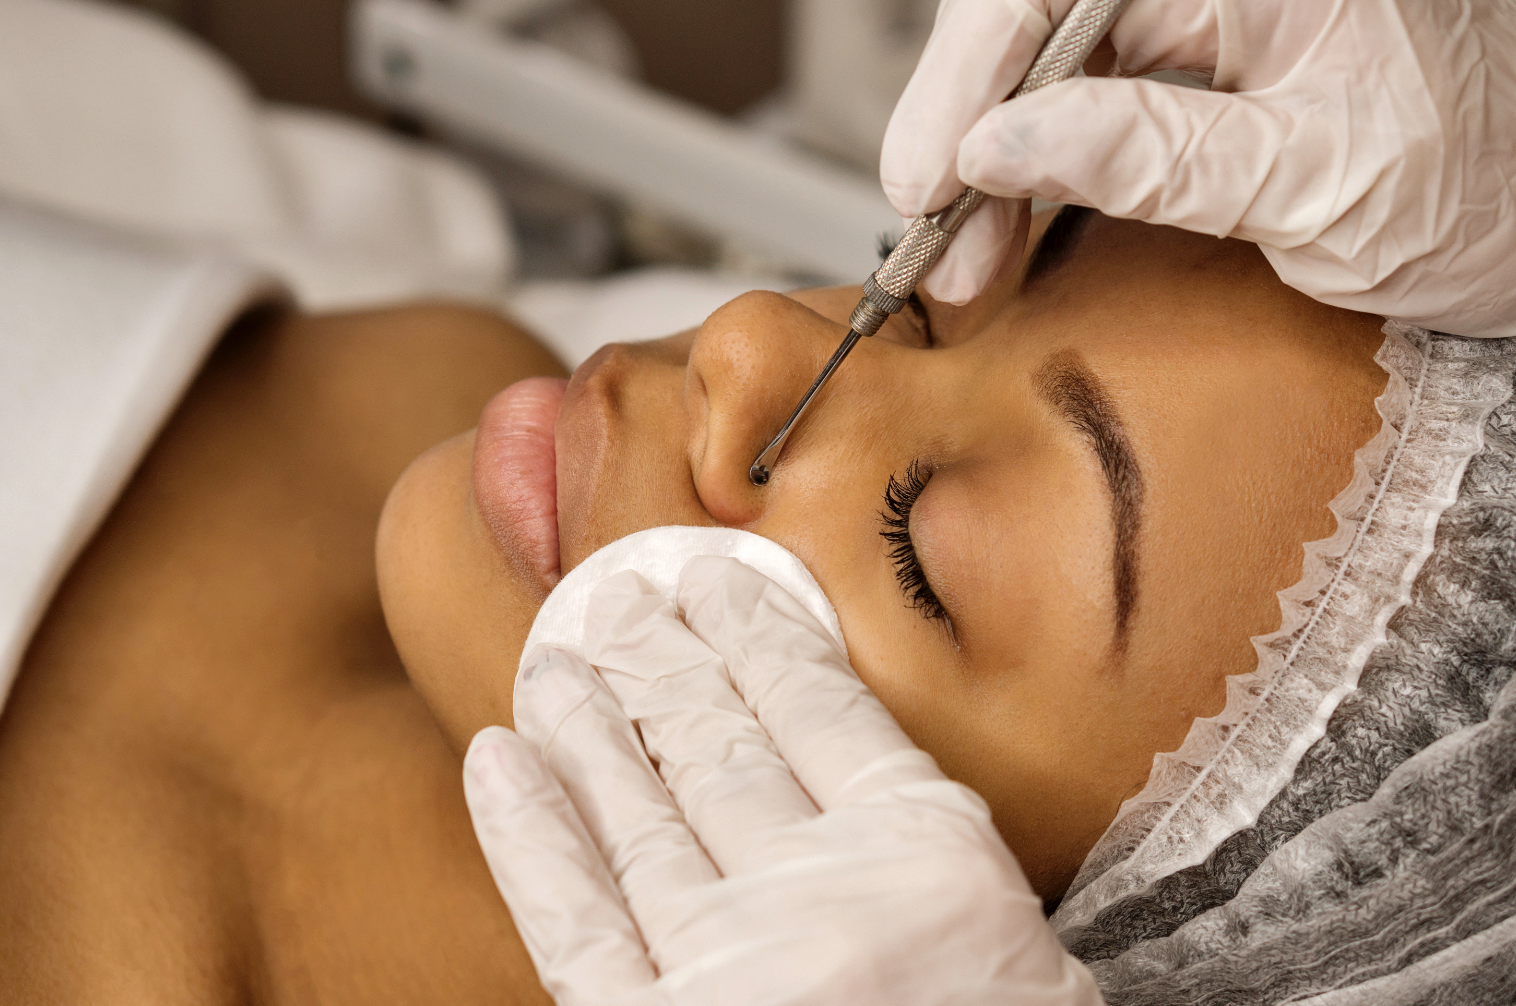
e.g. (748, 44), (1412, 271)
(0, 197), (281, 711)
(0, 0), (515, 312)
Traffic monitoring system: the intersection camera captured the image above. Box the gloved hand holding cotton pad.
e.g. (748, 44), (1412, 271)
(463, 526), (1101, 1006)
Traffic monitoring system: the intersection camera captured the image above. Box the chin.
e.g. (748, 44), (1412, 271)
(375, 431), (542, 749)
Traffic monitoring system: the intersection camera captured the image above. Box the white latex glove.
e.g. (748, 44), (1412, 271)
(881, 0), (1516, 338)
(464, 555), (1101, 1005)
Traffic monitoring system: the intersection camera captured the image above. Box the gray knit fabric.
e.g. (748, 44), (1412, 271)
(1057, 330), (1516, 1004)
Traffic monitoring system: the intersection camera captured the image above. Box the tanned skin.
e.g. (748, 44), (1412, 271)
(0, 304), (562, 1005)
(0, 214), (1391, 1001)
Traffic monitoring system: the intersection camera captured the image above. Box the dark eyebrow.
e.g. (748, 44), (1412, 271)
(1034, 349), (1144, 645)
(1022, 204), (1096, 288)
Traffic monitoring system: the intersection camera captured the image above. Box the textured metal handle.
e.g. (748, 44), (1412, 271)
(852, 0), (1135, 334)
(852, 188), (986, 335)
(1013, 0), (1133, 98)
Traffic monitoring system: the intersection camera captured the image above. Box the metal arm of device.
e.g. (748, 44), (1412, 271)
(350, 0), (902, 283)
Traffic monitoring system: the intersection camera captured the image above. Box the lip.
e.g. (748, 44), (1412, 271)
(472, 376), (567, 594)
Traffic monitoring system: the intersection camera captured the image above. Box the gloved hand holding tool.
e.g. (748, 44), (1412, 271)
(885, 0), (1516, 338)
(464, 556), (1101, 1006)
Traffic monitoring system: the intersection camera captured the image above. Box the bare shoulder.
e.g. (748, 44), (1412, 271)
(0, 303), (559, 1005)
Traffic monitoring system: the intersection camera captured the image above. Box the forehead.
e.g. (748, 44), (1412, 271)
(958, 213), (1381, 395)
(1004, 214), (1286, 350)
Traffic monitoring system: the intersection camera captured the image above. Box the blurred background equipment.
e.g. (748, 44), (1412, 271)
(101, 0), (935, 279)
(109, 0), (787, 121)
(0, 0), (516, 310)
(350, 0), (901, 283)
(6, 0), (950, 361)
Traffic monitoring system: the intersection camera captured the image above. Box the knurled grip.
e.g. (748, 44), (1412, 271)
(848, 0), (1132, 337)
(873, 186), (989, 299)
(873, 215), (953, 301)
(756, 0), (1133, 486)
(1014, 0), (1134, 97)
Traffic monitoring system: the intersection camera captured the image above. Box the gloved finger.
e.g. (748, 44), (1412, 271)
(656, 862), (970, 1002)
(462, 725), (654, 1006)
(653, 809), (1056, 1001)
(956, 76), (1310, 247)
(583, 570), (821, 876)
(676, 556), (947, 811)
(919, 194), (1030, 305)
(513, 646), (721, 953)
(880, 0), (1067, 218)
(1103, 0), (1220, 81)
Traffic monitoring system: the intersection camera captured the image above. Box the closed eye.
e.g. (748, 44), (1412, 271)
(879, 460), (951, 628)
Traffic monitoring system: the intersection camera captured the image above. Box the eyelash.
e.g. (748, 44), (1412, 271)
(879, 460), (950, 626)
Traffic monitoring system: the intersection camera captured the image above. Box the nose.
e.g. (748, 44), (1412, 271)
(686, 291), (866, 525)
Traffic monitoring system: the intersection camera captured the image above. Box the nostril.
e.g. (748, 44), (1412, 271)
(745, 327), (867, 489)
(685, 290), (849, 526)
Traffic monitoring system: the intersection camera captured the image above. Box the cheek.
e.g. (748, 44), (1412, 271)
(817, 568), (967, 778)
(554, 348), (715, 573)
(744, 464), (953, 744)
(841, 453), (1126, 811)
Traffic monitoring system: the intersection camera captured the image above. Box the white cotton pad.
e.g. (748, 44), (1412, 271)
(518, 526), (844, 682)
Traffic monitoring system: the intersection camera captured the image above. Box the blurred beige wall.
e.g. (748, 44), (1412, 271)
(115, 0), (787, 119)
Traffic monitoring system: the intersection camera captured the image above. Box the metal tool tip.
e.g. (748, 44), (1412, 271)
(749, 464), (771, 486)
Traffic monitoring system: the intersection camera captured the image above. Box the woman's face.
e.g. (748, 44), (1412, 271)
(378, 210), (1387, 895)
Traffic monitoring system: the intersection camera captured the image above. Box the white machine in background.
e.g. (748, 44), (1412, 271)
(0, 0), (951, 367)
(349, 0), (906, 284)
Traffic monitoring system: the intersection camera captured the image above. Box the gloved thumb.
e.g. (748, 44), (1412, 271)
(958, 76), (1303, 247)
